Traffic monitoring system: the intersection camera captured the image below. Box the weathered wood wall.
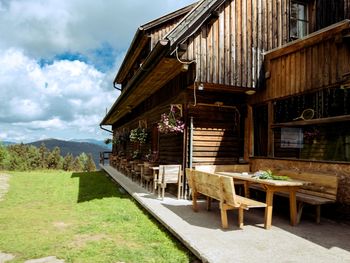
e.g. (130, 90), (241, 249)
(182, 0), (292, 89)
(149, 16), (183, 50)
(188, 104), (244, 166)
(314, 0), (349, 31)
(252, 21), (350, 103)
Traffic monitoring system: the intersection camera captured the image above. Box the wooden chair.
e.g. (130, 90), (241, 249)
(157, 164), (183, 200)
(131, 161), (142, 183)
(140, 162), (154, 191)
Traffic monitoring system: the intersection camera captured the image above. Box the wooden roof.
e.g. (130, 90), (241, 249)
(115, 3), (197, 84)
(102, 0), (227, 126)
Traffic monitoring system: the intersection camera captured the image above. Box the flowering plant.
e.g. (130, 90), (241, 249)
(157, 106), (185, 134)
(304, 127), (320, 142)
(129, 128), (148, 144)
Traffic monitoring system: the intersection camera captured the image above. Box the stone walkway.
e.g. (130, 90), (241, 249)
(101, 164), (350, 263)
(0, 173), (65, 263)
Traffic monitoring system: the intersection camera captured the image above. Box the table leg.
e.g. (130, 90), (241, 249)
(244, 181), (250, 198)
(289, 188), (298, 226)
(264, 189), (274, 229)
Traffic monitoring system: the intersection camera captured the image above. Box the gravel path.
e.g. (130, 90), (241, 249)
(0, 173), (10, 202)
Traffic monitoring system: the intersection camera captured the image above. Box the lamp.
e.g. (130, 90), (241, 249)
(245, 90), (256, 95)
(181, 64), (189, 72)
(198, 83), (204, 91)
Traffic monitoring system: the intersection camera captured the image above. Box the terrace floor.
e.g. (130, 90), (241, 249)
(100, 164), (350, 263)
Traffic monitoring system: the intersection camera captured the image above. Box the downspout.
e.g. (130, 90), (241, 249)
(189, 116), (194, 168)
(113, 82), (122, 91)
(99, 125), (113, 134)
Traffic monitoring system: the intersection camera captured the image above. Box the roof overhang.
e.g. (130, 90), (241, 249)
(115, 3), (198, 84)
(101, 56), (184, 125)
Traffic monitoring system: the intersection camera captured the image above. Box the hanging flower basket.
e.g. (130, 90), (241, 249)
(157, 105), (185, 134)
(129, 128), (148, 144)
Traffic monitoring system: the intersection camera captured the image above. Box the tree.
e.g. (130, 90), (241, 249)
(27, 145), (41, 170)
(39, 143), (48, 169)
(85, 154), (96, 172)
(7, 144), (28, 171)
(47, 146), (61, 169)
(62, 153), (74, 171)
(72, 156), (84, 172)
(0, 143), (9, 170)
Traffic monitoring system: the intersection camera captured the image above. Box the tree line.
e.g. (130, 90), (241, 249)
(0, 142), (96, 172)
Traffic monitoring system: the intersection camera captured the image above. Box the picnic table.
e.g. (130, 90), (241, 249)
(216, 172), (307, 229)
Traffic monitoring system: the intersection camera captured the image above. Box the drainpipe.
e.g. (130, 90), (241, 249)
(113, 82), (122, 91)
(189, 116), (194, 168)
(99, 125), (113, 134)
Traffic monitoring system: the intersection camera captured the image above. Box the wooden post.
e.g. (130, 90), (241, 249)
(244, 104), (253, 161)
(267, 101), (274, 157)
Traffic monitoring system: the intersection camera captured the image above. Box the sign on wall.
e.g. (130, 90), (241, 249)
(281, 128), (303, 148)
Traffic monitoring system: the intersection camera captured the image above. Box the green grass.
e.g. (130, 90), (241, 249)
(0, 170), (194, 262)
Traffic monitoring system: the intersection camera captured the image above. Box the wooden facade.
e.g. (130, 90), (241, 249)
(101, 0), (350, 206)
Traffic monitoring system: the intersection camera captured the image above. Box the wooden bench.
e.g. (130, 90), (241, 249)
(194, 164), (250, 196)
(251, 170), (338, 223)
(186, 168), (267, 229)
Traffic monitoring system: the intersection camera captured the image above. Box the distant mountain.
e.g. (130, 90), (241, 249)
(70, 138), (111, 149)
(27, 139), (110, 165)
(1, 141), (16, 146)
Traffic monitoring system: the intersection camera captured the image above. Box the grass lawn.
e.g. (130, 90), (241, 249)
(0, 170), (195, 263)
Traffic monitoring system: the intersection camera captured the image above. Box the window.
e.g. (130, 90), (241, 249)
(290, 1), (309, 39)
(272, 88), (350, 162)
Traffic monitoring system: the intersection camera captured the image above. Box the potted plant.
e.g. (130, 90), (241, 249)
(157, 106), (185, 134)
(129, 128), (148, 144)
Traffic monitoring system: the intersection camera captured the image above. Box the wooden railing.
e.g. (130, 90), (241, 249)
(100, 151), (112, 165)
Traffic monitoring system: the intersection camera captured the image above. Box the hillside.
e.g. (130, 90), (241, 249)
(27, 139), (110, 165)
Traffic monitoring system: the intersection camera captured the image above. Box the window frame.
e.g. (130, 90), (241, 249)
(289, 0), (310, 40)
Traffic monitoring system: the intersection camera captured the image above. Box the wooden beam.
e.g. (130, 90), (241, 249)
(264, 20), (350, 61)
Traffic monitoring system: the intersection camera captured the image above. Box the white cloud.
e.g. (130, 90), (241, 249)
(0, 0), (197, 143)
(0, 48), (116, 142)
(0, 0), (197, 58)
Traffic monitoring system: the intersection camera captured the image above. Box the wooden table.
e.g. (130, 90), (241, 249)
(216, 172), (307, 229)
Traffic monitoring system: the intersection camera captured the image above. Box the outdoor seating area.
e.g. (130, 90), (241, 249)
(104, 154), (336, 230)
(107, 153), (184, 199)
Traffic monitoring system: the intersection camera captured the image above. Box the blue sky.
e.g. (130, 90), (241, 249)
(0, 0), (196, 143)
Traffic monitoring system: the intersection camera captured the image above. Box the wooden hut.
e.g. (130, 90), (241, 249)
(101, 0), (350, 210)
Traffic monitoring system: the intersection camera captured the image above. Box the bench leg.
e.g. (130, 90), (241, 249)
(297, 202), (304, 224)
(220, 205), (228, 229)
(206, 197), (212, 211)
(192, 192), (198, 212)
(238, 207), (244, 229)
(316, 205), (321, 224)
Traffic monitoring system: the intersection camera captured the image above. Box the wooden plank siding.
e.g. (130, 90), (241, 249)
(149, 16), (184, 50)
(182, 0), (291, 90)
(188, 104), (243, 166)
(253, 21), (350, 103)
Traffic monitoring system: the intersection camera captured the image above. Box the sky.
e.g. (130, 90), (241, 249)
(0, 0), (197, 143)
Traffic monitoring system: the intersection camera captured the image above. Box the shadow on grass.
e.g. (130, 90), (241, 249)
(71, 171), (129, 203)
